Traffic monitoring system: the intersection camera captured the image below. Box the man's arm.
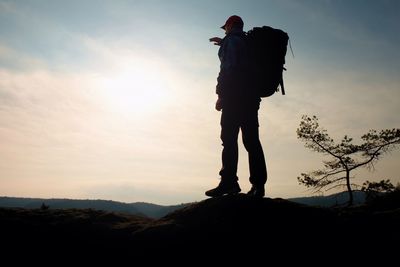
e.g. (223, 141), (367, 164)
(216, 37), (239, 96)
(209, 37), (222, 46)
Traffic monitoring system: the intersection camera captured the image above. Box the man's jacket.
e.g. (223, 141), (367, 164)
(216, 28), (248, 99)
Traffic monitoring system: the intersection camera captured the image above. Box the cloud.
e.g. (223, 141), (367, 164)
(0, 38), (221, 203)
(0, 44), (47, 71)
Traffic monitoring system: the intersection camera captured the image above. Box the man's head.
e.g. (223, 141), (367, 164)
(221, 15), (244, 33)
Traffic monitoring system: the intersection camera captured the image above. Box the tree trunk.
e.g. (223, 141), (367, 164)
(345, 170), (353, 206)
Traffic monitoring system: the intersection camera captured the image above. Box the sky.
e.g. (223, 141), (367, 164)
(0, 0), (399, 205)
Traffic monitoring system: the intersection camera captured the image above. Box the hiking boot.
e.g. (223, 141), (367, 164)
(247, 185), (265, 198)
(205, 180), (241, 197)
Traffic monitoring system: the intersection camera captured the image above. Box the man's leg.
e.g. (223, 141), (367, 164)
(242, 124), (267, 185)
(205, 108), (241, 197)
(219, 123), (240, 183)
(242, 109), (267, 197)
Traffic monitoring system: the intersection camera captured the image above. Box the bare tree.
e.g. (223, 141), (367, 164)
(296, 115), (400, 205)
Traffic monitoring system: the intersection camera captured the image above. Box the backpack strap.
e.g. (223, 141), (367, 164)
(280, 77), (285, 95)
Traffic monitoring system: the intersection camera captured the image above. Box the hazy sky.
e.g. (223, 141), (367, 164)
(1, 0), (399, 205)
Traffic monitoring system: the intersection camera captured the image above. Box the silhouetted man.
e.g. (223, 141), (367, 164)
(206, 15), (267, 198)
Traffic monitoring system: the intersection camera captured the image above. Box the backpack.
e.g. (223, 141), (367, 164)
(246, 26), (289, 97)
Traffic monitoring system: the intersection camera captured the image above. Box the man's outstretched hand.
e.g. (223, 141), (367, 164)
(209, 37), (222, 46)
(215, 97), (223, 111)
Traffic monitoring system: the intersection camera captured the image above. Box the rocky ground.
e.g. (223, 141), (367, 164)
(1, 193), (399, 263)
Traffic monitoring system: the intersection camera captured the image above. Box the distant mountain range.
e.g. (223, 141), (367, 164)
(0, 196), (189, 218)
(0, 191), (366, 218)
(288, 190), (366, 206)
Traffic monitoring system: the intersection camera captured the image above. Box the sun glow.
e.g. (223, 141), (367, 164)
(95, 64), (170, 115)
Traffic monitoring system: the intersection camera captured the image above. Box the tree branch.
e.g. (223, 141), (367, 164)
(349, 144), (386, 171)
(314, 169), (346, 182)
(325, 183), (347, 192)
(310, 135), (341, 160)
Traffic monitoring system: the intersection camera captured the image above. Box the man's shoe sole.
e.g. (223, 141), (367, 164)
(205, 189), (241, 198)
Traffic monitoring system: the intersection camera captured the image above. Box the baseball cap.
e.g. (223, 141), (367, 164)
(221, 15), (244, 30)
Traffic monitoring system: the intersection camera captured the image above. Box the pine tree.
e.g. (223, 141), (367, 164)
(297, 115), (400, 205)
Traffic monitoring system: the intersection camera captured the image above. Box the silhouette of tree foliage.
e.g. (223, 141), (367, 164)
(362, 179), (395, 202)
(297, 115), (400, 205)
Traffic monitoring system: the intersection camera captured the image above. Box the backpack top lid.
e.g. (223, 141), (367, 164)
(246, 26), (289, 63)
